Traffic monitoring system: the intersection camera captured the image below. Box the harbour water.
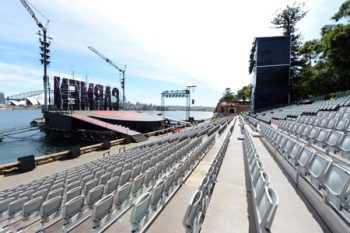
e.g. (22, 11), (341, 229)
(0, 109), (213, 164)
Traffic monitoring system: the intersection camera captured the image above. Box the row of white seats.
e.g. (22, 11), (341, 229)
(0, 120), (221, 232)
(129, 133), (218, 233)
(278, 119), (350, 161)
(252, 96), (350, 122)
(260, 123), (350, 233)
(182, 124), (232, 233)
(241, 117), (278, 233)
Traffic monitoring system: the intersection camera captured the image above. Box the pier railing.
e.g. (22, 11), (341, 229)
(0, 123), (192, 175)
(0, 138), (125, 175)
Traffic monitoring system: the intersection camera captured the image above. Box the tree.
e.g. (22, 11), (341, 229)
(219, 88), (235, 103)
(236, 84), (253, 100)
(270, 2), (307, 102)
(298, 0), (350, 97)
(248, 41), (256, 74)
(332, 0), (350, 22)
(271, 2), (307, 80)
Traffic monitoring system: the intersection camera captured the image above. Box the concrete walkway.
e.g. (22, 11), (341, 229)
(201, 120), (249, 233)
(146, 121), (234, 233)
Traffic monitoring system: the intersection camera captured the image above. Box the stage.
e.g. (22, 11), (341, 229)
(43, 111), (165, 142)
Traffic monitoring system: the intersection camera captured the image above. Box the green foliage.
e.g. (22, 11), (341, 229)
(236, 84), (252, 101)
(248, 41), (256, 74)
(296, 0), (350, 99)
(218, 85), (253, 106)
(219, 88), (235, 103)
(332, 0), (350, 22)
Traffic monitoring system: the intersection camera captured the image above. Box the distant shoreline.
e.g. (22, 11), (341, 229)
(0, 107), (214, 112)
(0, 106), (41, 110)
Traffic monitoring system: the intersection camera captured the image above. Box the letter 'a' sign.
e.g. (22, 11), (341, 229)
(54, 76), (119, 110)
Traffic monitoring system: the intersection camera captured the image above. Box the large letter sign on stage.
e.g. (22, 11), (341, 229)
(54, 76), (120, 111)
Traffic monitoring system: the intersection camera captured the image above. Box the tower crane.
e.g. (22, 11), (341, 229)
(88, 46), (127, 109)
(19, 0), (51, 112)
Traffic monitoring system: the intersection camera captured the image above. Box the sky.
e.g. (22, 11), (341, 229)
(0, 0), (345, 107)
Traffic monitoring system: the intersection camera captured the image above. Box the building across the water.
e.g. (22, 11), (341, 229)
(215, 100), (250, 115)
(250, 36), (291, 113)
(0, 92), (5, 106)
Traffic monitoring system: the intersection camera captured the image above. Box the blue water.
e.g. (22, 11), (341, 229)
(0, 109), (212, 164)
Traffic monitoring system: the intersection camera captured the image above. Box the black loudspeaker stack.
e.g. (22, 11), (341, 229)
(17, 155), (36, 173)
(101, 141), (111, 150)
(69, 145), (81, 158)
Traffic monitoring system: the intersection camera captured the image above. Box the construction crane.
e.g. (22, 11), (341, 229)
(88, 46), (127, 109)
(19, 0), (51, 112)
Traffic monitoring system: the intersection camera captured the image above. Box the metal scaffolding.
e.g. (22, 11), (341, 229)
(161, 89), (192, 120)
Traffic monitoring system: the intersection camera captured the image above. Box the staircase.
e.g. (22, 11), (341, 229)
(132, 134), (148, 143)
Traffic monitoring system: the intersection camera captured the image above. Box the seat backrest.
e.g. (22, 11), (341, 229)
(92, 193), (113, 223)
(0, 197), (15, 214)
(41, 196), (62, 221)
(81, 174), (93, 187)
(100, 172), (112, 185)
(23, 196), (44, 218)
(95, 170), (104, 179)
(105, 176), (120, 195)
(112, 167), (122, 178)
(173, 164), (182, 185)
(164, 169), (176, 195)
(319, 118), (330, 127)
(131, 164), (142, 179)
(254, 171), (268, 200)
(131, 174), (145, 197)
(309, 127), (320, 139)
(278, 136), (288, 149)
(154, 162), (164, 178)
(301, 125), (311, 136)
(51, 182), (64, 191)
(115, 182), (132, 209)
(123, 163), (132, 172)
(297, 147), (315, 168)
(323, 163), (350, 201)
(326, 130), (344, 147)
(19, 189), (35, 200)
(150, 179), (165, 210)
(66, 186), (82, 202)
(339, 134), (350, 152)
(144, 167), (155, 187)
(336, 119), (349, 131)
(130, 192), (152, 230)
(141, 160), (150, 173)
(289, 142), (303, 160)
(316, 128), (331, 142)
(257, 187), (279, 230)
(84, 177), (97, 192)
(8, 197), (28, 217)
(87, 185), (105, 207)
(63, 195), (84, 222)
(182, 190), (202, 233)
(47, 187), (64, 200)
(119, 170), (132, 186)
(67, 181), (80, 191)
(307, 153), (332, 188)
(327, 118), (338, 129)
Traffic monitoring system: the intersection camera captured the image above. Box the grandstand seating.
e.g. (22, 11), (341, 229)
(182, 123), (233, 233)
(242, 118), (279, 232)
(257, 119), (350, 233)
(0, 117), (233, 233)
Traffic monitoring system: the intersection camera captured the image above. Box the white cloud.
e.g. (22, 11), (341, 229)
(0, 0), (345, 104)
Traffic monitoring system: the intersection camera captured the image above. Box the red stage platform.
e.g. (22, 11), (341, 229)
(73, 111), (164, 122)
(44, 110), (164, 142)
